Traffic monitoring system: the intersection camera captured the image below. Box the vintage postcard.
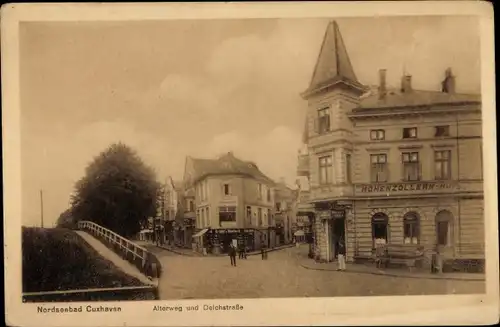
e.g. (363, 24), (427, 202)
(2, 1), (498, 326)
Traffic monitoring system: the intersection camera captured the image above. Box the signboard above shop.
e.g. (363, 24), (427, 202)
(355, 181), (459, 196)
(318, 209), (345, 220)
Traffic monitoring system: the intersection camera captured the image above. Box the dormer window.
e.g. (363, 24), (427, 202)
(403, 127), (417, 139)
(317, 107), (331, 134)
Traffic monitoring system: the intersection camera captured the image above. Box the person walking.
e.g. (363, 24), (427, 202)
(238, 244), (244, 259)
(337, 238), (346, 271)
(229, 243), (237, 267)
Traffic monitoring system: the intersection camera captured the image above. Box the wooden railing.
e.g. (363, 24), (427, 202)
(77, 220), (162, 280)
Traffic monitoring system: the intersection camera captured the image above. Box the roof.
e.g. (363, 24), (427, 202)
(354, 87), (481, 111)
(190, 152), (275, 184)
(303, 21), (366, 98)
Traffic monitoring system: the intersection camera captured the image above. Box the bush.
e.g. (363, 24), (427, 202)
(22, 227), (145, 292)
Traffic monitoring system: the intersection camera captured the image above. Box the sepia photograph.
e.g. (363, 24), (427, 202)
(3, 2), (498, 326)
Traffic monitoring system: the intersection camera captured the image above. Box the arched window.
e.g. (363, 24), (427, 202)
(436, 210), (453, 246)
(372, 213), (389, 246)
(403, 212), (420, 244)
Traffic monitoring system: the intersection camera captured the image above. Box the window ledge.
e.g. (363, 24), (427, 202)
(431, 144), (456, 148)
(398, 144), (423, 150)
(365, 147), (391, 153)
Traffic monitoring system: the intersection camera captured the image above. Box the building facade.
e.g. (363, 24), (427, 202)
(183, 152), (276, 254)
(273, 180), (297, 245)
(298, 21), (484, 267)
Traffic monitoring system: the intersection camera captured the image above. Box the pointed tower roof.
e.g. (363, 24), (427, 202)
(302, 21), (366, 98)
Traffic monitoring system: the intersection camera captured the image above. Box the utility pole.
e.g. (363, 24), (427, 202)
(40, 189), (44, 228)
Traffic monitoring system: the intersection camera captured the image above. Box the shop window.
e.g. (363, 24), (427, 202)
(435, 150), (451, 180)
(219, 206), (236, 222)
(372, 213), (389, 246)
(403, 212), (420, 244)
(436, 210), (453, 246)
(402, 152), (420, 181)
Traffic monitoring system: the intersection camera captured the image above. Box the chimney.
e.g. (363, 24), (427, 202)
(378, 69), (387, 99)
(442, 68), (456, 94)
(401, 74), (412, 93)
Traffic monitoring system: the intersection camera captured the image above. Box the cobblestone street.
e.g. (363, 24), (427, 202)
(146, 246), (485, 300)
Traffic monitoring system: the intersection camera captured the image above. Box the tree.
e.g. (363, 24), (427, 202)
(56, 209), (77, 229)
(70, 143), (160, 238)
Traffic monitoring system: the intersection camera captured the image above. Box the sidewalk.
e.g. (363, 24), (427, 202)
(299, 259), (485, 281)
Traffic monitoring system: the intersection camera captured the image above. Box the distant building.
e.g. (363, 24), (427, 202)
(274, 179), (297, 245)
(183, 152), (276, 254)
(164, 177), (190, 246)
(298, 21), (483, 266)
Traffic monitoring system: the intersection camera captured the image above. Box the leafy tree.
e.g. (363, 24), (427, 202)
(70, 143), (160, 238)
(56, 209), (77, 229)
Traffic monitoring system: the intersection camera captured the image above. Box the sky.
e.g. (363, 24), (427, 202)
(20, 16), (481, 227)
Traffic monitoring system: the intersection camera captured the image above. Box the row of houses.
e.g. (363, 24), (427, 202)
(295, 21), (484, 267)
(141, 152), (310, 254)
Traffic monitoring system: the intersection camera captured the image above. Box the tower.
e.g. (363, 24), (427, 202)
(301, 21), (366, 198)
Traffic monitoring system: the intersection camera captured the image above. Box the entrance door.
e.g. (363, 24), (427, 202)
(331, 218), (346, 258)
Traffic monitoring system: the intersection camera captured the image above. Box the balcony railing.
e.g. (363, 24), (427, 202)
(297, 154), (310, 176)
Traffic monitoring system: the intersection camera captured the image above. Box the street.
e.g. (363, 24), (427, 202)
(145, 246), (485, 300)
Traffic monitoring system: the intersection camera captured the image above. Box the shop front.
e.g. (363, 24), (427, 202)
(207, 228), (256, 254)
(312, 201), (347, 262)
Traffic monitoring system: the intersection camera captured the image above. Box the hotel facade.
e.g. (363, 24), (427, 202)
(297, 21), (484, 266)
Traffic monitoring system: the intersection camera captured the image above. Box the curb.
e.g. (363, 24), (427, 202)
(299, 262), (486, 282)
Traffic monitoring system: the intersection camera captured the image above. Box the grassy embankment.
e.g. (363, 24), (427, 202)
(22, 227), (146, 293)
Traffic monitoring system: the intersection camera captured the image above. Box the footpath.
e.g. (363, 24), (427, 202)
(299, 258), (485, 281)
(76, 231), (155, 285)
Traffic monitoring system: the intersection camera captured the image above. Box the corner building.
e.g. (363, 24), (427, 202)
(298, 21), (484, 266)
(183, 152), (276, 254)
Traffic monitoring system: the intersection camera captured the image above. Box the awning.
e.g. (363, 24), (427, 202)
(140, 229), (152, 233)
(192, 228), (209, 238)
(294, 230), (305, 237)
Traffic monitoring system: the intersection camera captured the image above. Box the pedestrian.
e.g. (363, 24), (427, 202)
(337, 238), (346, 271)
(238, 245), (244, 259)
(229, 243), (237, 267)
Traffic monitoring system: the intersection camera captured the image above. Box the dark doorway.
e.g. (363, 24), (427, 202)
(331, 218), (346, 258)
